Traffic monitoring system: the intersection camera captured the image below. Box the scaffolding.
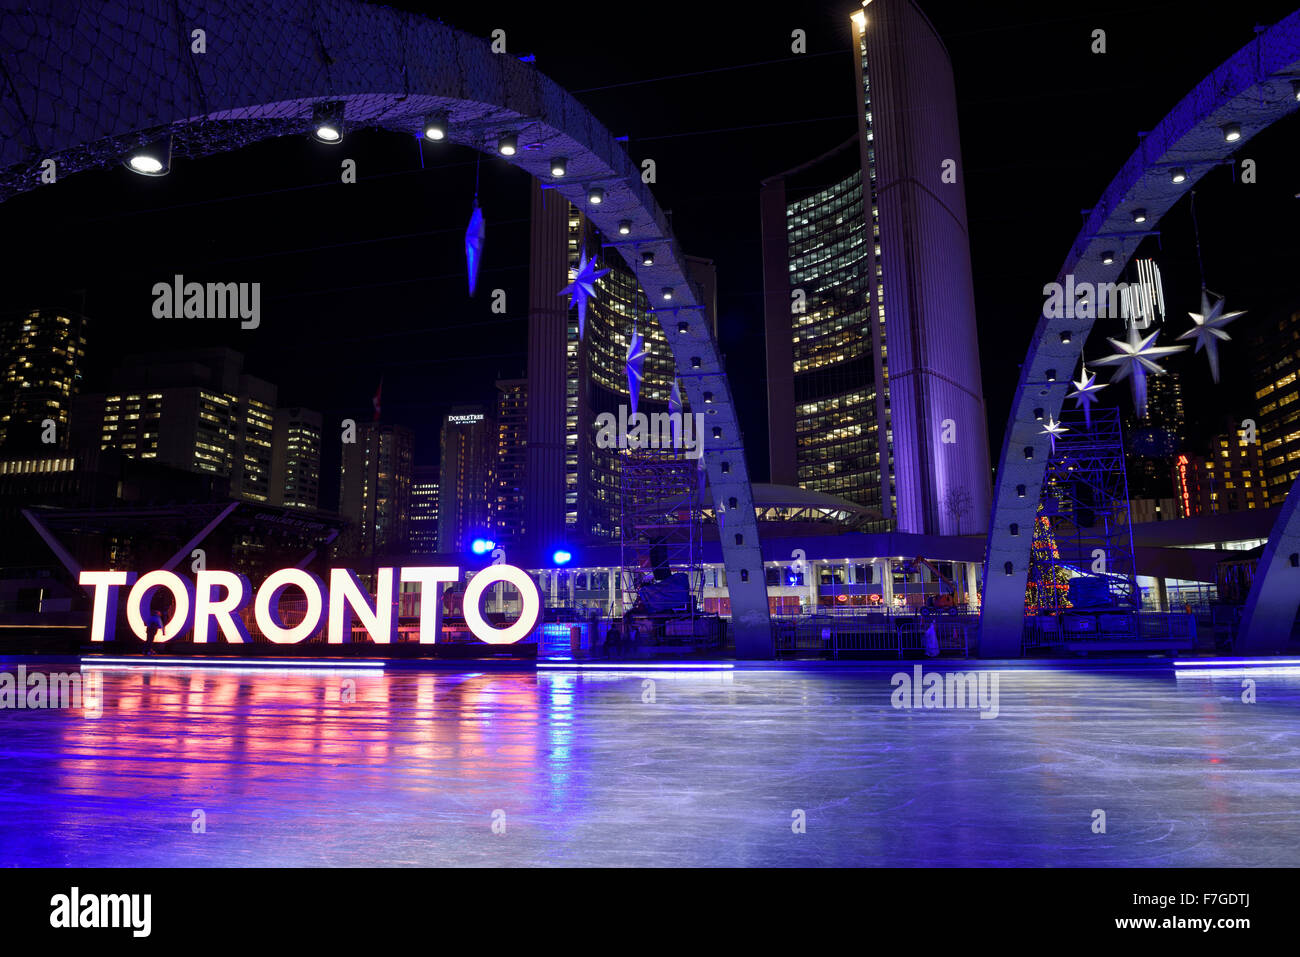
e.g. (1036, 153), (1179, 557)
(1033, 406), (1140, 612)
(617, 447), (705, 622)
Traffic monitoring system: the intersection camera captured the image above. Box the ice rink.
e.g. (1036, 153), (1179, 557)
(2, 659), (1297, 866)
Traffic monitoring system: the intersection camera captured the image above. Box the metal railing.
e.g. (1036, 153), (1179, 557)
(1021, 610), (1196, 650)
(773, 612), (976, 659)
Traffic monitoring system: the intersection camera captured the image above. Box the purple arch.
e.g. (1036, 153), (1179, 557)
(980, 11), (1300, 654)
(0, 0), (775, 655)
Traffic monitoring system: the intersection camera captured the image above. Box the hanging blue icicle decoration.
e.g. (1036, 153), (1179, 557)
(626, 328), (647, 415)
(465, 202), (485, 296)
(669, 378), (682, 417)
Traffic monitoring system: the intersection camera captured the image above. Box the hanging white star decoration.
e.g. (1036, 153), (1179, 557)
(1178, 288), (1245, 383)
(1091, 324), (1188, 418)
(1068, 365), (1105, 428)
(558, 250), (609, 340)
(1041, 416), (1069, 453)
(626, 328), (647, 415)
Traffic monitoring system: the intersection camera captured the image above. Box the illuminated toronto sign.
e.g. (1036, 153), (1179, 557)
(77, 565), (541, 646)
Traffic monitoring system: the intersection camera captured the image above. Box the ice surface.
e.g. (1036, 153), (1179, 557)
(1, 661), (1297, 866)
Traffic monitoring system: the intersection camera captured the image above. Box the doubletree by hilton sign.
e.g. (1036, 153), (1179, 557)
(78, 566), (541, 645)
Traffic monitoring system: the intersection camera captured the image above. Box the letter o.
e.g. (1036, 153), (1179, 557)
(126, 570), (193, 642)
(462, 564), (540, 644)
(253, 569), (326, 643)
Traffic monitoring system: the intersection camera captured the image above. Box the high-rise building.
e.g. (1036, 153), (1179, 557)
(525, 184), (702, 550)
(72, 348), (279, 502)
(761, 137), (887, 520)
(1126, 369), (1187, 500)
(437, 406), (494, 554)
(408, 465), (439, 555)
(337, 422), (414, 559)
(761, 0), (991, 536)
(493, 379), (528, 549)
(1174, 431), (1267, 517)
(1247, 305), (1300, 504)
(269, 406), (322, 509)
(0, 307), (88, 451)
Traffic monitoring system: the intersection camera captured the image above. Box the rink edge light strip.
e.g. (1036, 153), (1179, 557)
(537, 661), (734, 670)
(81, 655), (386, 670)
(1172, 658), (1300, 668)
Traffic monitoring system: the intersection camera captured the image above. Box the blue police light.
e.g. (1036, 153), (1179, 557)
(552, 549), (573, 566)
(471, 538), (495, 555)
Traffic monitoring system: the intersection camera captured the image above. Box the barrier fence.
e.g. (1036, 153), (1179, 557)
(773, 612), (977, 659)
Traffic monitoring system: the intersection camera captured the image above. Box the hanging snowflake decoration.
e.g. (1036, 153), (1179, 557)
(1041, 416), (1069, 453)
(1177, 288), (1245, 383)
(1068, 365), (1105, 428)
(558, 250), (609, 340)
(1091, 324), (1187, 418)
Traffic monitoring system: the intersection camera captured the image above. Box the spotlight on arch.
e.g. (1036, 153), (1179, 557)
(550, 156), (567, 177)
(498, 131), (518, 156)
(641, 250), (655, 266)
(1100, 250), (1115, 265)
(423, 112), (447, 141)
(311, 102), (345, 143)
(662, 287), (674, 301)
(125, 136), (171, 176)
(1132, 208), (1147, 224)
(587, 186), (604, 204)
(618, 220), (632, 235)
(1170, 167), (1186, 184)
(1222, 122), (1241, 142)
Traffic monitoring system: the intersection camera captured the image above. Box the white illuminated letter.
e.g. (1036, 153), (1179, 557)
(193, 571), (252, 643)
(328, 568), (398, 644)
(399, 566), (460, 644)
(462, 564), (540, 644)
(253, 569), (326, 644)
(126, 570), (195, 643)
(79, 571), (133, 642)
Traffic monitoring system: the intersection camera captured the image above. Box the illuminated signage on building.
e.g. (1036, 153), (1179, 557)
(78, 565), (540, 646)
(447, 413), (485, 424)
(1176, 454), (1192, 518)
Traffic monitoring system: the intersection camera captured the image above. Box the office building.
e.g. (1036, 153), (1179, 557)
(493, 379), (528, 550)
(337, 422), (414, 559)
(525, 185), (704, 550)
(269, 406), (322, 509)
(0, 307), (88, 451)
(437, 406), (494, 554)
(72, 348), (278, 502)
(760, 0), (991, 535)
(1248, 304), (1300, 504)
(408, 465), (439, 555)
(1173, 431), (1266, 517)
(1126, 369), (1187, 501)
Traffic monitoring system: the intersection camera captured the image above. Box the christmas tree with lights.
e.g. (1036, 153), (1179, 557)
(1025, 504), (1071, 613)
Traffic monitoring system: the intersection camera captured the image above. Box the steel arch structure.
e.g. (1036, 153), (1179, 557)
(0, 0), (774, 655)
(1238, 471), (1300, 651)
(980, 10), (1300, 655)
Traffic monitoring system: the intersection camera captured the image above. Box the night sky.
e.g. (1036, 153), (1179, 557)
(4, 0), (1300, 504)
